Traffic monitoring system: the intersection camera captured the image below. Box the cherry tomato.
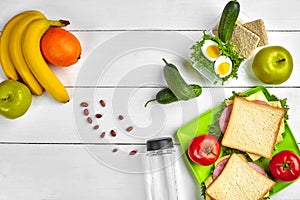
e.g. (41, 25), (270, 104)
(188, 134), (220, 166)
(269, 150), (300, 182)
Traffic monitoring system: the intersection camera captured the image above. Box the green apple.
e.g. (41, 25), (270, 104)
(0, 80), (32, 119)
(252, 46), (293, 84)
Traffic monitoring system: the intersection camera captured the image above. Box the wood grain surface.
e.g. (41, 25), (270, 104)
(0, 0), (299, 199)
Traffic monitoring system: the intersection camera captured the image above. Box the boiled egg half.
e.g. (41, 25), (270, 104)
(214, 56), (232, 78)
(201, 40), (221, 61)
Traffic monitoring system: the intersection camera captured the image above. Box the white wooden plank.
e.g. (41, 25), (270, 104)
(70, 30), (300, 88)
(0, 1), (298, 200)
(2, 31), (299, 87)
(0, 144), (297, 200)
(0, 0), (299, 30)
(0, 144), (201, 200)
(0, 87), (299, 144)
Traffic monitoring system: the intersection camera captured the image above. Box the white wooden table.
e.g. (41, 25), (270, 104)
(0, 0), (299, 199)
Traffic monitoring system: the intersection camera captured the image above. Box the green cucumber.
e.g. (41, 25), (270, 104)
(218, 0), (240, 42)
(144, 84), (202, 107)
(163, 58), (196, 100)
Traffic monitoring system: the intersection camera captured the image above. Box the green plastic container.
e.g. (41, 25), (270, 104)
(177, 86), (300, 197)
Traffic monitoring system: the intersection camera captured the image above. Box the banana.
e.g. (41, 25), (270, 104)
(0, 10), (41, 80)
(22, 18), (70, 103)
(8, 11), (45, 96)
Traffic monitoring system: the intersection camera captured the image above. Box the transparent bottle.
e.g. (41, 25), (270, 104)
(146, 137), (178, 200)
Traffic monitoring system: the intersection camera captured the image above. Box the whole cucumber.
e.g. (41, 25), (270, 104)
(144, 84), (202, 107)
(218, 0), (240, 42)
(163, 59), (195, 100)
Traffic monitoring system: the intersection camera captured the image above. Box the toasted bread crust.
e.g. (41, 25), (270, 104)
(221, 97), (285, 159)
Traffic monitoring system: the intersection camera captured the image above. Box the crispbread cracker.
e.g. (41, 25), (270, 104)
(230, 23), (260, 59)
(206, 154), (275, 200)
(222, 97), (285, 159)
(243, 19), (268, 46)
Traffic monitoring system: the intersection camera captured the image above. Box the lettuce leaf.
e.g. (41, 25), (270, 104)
(190, 31), (244, 84)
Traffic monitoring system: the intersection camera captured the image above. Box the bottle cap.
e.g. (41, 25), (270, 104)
(146, 137), (174, 151)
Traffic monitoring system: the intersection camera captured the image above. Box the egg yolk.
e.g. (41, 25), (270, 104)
(206, 45), (220, 59)
(218, 62), (230, 76)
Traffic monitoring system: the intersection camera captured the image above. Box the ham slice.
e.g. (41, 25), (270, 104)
(213, 157), (267, 180)
(219, 104), (233, 134)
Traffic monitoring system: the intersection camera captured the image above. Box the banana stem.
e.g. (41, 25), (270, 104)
(59, 20), (70, 26)
(49, 19), (70, 27)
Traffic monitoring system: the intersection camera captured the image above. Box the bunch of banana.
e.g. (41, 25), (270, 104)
(0, 10), (70, 103)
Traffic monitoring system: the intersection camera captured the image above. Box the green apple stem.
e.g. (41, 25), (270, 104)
(276, 58), (286, 63)
(1, 95), (10, 101)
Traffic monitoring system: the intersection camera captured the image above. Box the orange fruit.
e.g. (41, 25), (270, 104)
(40, 27), (82, 67)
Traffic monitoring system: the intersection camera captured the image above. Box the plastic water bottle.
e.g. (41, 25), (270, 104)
(146, 137), (178, 200)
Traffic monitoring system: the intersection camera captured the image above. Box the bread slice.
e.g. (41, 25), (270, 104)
(243, 19), (268, 46)
(222, 97), (285, 159)
(229, 23), (260, 59)
(206, 154), (275, 200)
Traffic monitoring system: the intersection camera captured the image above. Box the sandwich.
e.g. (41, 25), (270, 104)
(221, 97), (285, 159)
(198, 90), (289, 200)
(206, 153), (275, 200)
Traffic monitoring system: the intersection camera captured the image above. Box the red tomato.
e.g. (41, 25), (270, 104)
(269, 150), (300, 182)
(188, 134), (220, 166)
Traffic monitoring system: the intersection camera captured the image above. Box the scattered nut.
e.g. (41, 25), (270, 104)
(110, 130), (117, 137)
(129, 150), (137, 155)
(93, 125), (99, 130)
(100, 100), (106, 107)
(87, 117), (93, 124)
(83, 109), (89, 116)
(112, 148), (118, 153)
(126, 126), (133, 132)
(100, 132), (106, 138)
(95, 113), (102, 118)
(80, 102), (89, 107)
(118, 115), (124, 120)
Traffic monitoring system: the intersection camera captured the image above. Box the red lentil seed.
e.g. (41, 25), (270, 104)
(118, 115), (124, 120)
(100, 100), (106, 107)
(80, 102), (89, 107)
(110, 130), (117, 137)
(87, 117), (93, 124)
(126, 126), (133, 132)
(93, 125), (99, 130)
(129, 150), (137, 155)
(83, 109), (89, 116)
(100, 132), (106, 138)
(95, 113), (102, 118)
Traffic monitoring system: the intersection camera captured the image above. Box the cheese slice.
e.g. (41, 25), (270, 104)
(269, 101), (285, 140)
(245, 90), (269, 102)
(225, 90), (268, 105)
(204, 175), (213, 200)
